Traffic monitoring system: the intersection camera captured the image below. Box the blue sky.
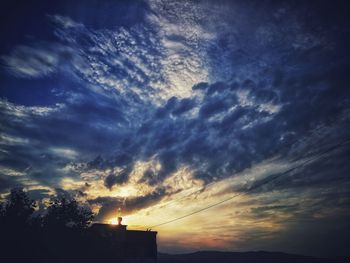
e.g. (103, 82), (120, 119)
(1, 0), (350, 257)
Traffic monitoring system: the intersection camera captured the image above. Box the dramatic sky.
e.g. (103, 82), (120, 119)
(1, 0), (350, 257)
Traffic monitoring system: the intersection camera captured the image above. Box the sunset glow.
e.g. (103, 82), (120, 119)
(1, 0), (350, 259)
(110, 218), (119, 225)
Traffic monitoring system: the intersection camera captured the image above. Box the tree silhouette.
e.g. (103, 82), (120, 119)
(0, 188), (37, 262)
(0, 187), (36, 228)
(43, 197), (94, 230)
(0, 189), (96, 263)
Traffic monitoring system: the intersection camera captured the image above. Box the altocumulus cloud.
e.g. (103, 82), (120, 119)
(0, 0), (350, 256)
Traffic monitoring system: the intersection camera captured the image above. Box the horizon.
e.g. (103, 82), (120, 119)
(157, 249), (345, 258)
(1, 0), (350, 259)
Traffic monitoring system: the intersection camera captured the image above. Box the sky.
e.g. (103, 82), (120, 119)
(1, 0), (350, 258)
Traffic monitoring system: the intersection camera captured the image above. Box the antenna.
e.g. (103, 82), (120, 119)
(118, 207), (122, 225)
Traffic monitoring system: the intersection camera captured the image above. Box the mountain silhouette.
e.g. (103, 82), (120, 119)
(158, 251), (348, 263)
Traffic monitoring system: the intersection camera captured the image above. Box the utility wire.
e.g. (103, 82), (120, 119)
(147, 117), (349, 213)
(147, 138), (350, 229)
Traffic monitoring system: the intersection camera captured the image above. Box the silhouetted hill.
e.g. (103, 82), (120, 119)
(158, 251), (348, 263)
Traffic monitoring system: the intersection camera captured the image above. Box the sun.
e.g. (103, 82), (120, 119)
(110, 218), (119, 225)
(109, 216), (129, 225)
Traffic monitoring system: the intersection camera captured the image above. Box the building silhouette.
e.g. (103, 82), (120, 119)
(89, 217), (157, 263)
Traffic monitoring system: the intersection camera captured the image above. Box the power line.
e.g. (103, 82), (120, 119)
(147, 138), (350, 229)
(147, 117), (349, 213)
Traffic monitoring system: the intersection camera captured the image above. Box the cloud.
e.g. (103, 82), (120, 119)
(0, 1), (350, 256)
(104, 168), (130, 189)
(1, 44), (78, 78)
(89, 187), (166, 221)
(2, 45), (59, 78)
(48, 15), (167, 101)
(50, 147), (78, 159)
(0, 172), (21, 192)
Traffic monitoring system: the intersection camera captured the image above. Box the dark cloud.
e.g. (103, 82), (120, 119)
(54, 187), (87, 201)
(192, 82), (209, 91)
(89, 187), (166, 221)
(27, 188), (52, 200)
(75, 61), (350, 189)
(171, 98), (196, 116)
(104, 168), (130, 189)
(139, 169), (160, 186)
(250, 204), (300, 220)
(199, 97), (228, 118)
(262, 144), (350, 192)
(0, 173), (21, 192)
(2, 0), (348, 192)
(0, 0), (350, 256)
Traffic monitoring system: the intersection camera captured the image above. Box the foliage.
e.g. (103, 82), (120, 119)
(0, 188), (96, 262)
(0, 187), (36, 227)
(43, 197), (94, 230)
(0, 188), (94, 230)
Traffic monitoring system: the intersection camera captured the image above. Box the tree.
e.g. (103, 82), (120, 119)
(0, 187), (36, 228)
(43, 198), (94, 230)
(0, 201), (4, 219)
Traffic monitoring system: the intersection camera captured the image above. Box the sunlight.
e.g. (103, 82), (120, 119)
(110, 218), (119, 225)
(109, 216), (128, 226)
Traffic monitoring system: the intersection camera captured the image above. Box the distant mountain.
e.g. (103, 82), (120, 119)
(158, 251), (348, 263)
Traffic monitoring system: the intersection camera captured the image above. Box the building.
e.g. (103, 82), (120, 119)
(89, 217), (157, 263)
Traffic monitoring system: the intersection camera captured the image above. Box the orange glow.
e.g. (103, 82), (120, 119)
(109, 216), (128, 225)
(109, 218), (119, 225)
